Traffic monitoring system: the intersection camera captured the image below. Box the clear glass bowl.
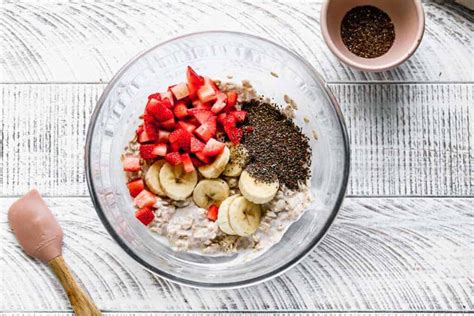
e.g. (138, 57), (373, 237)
(85, 31), (350, 288)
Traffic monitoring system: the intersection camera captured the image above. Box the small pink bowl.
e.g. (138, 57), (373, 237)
(320, 0), (425, 72)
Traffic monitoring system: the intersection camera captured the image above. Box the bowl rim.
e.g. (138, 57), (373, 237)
(85, 30), (351, 289)
(320, 0), (425, 72)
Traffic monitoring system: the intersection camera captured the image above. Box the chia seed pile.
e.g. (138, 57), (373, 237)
(341, 5), (395, 59)
(240, 99), (311, 190)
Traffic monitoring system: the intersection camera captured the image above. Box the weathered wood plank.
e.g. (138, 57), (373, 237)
(1, 83), (472, 196)
(1, 197), (472, 311)
(0, 1), (472, 83)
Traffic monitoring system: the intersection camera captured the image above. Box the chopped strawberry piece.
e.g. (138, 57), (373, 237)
(226, 90), (238, 108)
(211, 92), (228, 113)
(243, 126), (254, 133)
(148, 93), (162, 101)
(171, 83), (190, 100)
(223, 114), (237, 134)
(231, 110), (247, 122)
(134, 190), (156, 208)
(173, 102), (189, 119)
(147, 100), (174, 122)
(188, 108), (214, 124)
(197, 79), (217, 103)
(138, 129), (155, 143)
(217, 113), (227, 125)
(192, 100), (212, 110)
(186, 66), (205, 88)
(227, 127), (243, 145)
(194, 116), (217, 142)
(194, 151), (211, 164)
(165, 152), (182, 165)
(207, 204), (219, 221)
(170, 141), (181, 152)
(190, 136), (205, 153)
(190, 155), (204, 167)
(205, 77), (219, 92)
(123, 156), (141, 172)
(187, 83), (198, 100)
(152, 143), (167, 157)
(136, 124), (144, 135)
(169, 128), (191, 145)
(187, 117), (201, 126)
(135, 206), (155, 225)
(157, 130), (170, 142)
(162, 91), (175, 106)
(203, 138), (225, 157)
(159, 117), (176, 131)
(127, 179), (145, 197)
(140, 144), (157, 159)
(177, 121), (197, 133)
(181, 153), (195, 173)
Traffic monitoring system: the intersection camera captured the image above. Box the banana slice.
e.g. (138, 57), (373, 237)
(145, 160), (167, 197)
(217, 194), (240, 234)
(223, 162), (242, 177)
(159, 162), (198, 201)
(228, 196), (262, 236)
(193, 179), (230, 208)
(223, 145), (248, 177)
(198, 146), (230, 179)
(239, 170), (279, 204)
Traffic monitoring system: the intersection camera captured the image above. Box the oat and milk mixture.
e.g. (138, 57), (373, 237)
(121, 67), (313, 257)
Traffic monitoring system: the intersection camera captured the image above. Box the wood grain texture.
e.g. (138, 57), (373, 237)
(1, 197), (472, 311)
(0, 1), (472, 83)
(1, 83), (472, 197)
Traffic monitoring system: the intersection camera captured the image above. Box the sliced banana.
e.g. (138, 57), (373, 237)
(159, 162), (198, 201)
(217, 194), (240, 234)
(223, 162), (242, 177)
(145, 160), (167, 196)
(223, 145), (247, 177)
(193, 179), (230, 209)
(198, 146), (230, 179)
(239, 170), (279, 204)
(228, 196), (262, 236)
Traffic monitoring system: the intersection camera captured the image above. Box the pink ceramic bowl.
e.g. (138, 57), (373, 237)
(320, 0), (425, 72)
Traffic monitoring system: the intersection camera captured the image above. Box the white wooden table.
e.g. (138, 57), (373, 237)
(1, 1), (473, 315)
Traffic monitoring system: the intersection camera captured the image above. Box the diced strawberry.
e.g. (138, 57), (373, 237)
(192, 100), (212, 110)
(211, 92), (228, 113)
(203, 138), (225, 157)
(127, 179), (145, 197)
(207, 204), (219, 221)
(186, 66), (205, 88)
(231, 110), (247, 122)
(170, 141), (181, 152)
(173, 102), (189, 119)
(187, 83), (198, 100)
(138, 129), (156, 143)
(194, 151), (211, 164)
(135, 206), (155, 225)
(227, 127), (243, 145)
(223, 114), (237, 133)
(140, 144), (157, 159)
(148, 93), (162, 101)
(147, 100), (174, 122)
(123, 156), (141, 172)
(159, 117), (176, 131)
(169, 128), (191, 145)
(205, 77), (219, 92)
(217, 113), (227, 125)
(190, 155), (204, 167)
(157, 130), (170, 142)
(226, 90), (238, 108)
(194, 116), (217, 142)
(177, 121), (197, 133)
(197, 79), (217, 103)
(136, 124), (144, 135)
(187, 117), (201, 126)
(165, 152), (182, 165)
(134, 190), (156, 208)
(162, 91), (175, 106)
(181, 153), (195, 173)
(188, 108), (214, 125)
(152, 143), (167, 157)
(190, 136), (205, 153)
(170, 83), (189, 100)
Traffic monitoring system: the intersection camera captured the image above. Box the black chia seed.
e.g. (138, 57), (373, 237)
(341, 5), (395, 59)
(240, 99), (311, 190)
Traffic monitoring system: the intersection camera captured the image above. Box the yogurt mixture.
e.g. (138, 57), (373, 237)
(121, 66), (313, 257)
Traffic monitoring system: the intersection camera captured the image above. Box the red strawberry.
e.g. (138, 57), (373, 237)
(190, 155), (204, 167)
(138, 129), (155, 143)
(173, 102), (189, 119)
(187, 82), (198, 100)
(205, 77), (219, 92)
(223, 114), (237, 133)
(136, 124), (144, 135)
(169, 128), (191, 145)
(203, 138), (225, 157)
(187, 117), (201, 126)
(123, 156), (141, 172)
(243, 126), (254, 133)
(134, 190), (156, 208)
(194, 116), (217, 142)
(147, 100), (174, 122)
(140, 144), (157, 159)
(170, 141), (181, 152)
(152, 143), (167, 157)
(190, 136), (205, 153)
(211, 92), (227, 113)
(135, 206), (155, 225)
(207, 204), (219, 221)
(148, 93), (162, 101)
(157, 130), (170, 142)
(170, 82), (189, 100)
(188, 108), (214, 124)
(165, 152), (182, 165)
(177, 121), (197, 133)
(162, 91), (175, 106)
(192, 100), (212, 110)
(186, 66), (205, 88)
(197, 79), (217, 103)
(159, 117), (176, 130)
(227, 127), (243, 145)
(231, 110), (247, 122)
(127, 179), (145, 197)
(226, 90), (238, 108)
(194, 151), (211, 164)
(181, 153), (195, 173)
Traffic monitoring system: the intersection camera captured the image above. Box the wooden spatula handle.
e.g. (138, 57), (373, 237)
(49, 256), (101, 315)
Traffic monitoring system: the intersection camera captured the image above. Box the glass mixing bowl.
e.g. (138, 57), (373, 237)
(85, 31), (350, 288)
